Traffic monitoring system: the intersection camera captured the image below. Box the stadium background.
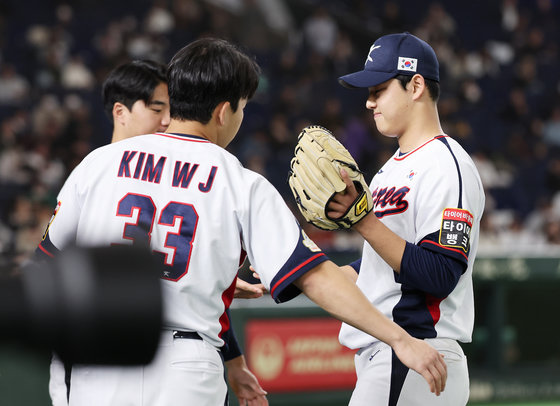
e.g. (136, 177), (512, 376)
(0, 0), (559, 404)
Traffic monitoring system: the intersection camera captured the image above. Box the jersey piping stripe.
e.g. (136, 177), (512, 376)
(38, 243), (55, 258)
(270, 253), (326, 298)
(218, 276), (237, 339)
(36, 234), (59, 259)
(393, 135), (448, 161)
(426, 294), (444, 325)
(436, 136), (463, 208)
(155, 132), (211, 143)
(421, 240), (468, 261)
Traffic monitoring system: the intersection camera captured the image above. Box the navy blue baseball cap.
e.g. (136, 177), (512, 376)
(338, 32), (439, 89)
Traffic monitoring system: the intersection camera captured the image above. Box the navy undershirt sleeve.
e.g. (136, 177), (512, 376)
(396, 241), (466, 298)
(221, 308), (242, 362)
(349, 258), (362, 274)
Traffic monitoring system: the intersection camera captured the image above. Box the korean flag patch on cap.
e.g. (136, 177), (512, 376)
(398, 57), (417, 72)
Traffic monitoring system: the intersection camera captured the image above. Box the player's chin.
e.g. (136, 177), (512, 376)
(379, 129), (399, 139)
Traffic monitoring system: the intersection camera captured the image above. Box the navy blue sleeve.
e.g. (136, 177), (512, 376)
(269, 235), (328, 304)
(396, 241), (465, 298)
(34, 234), (59, 260)
(349, 258), (361, 274)
(221, 308), (242, 362)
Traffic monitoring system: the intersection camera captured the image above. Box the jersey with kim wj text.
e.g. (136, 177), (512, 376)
(38, 132), (327, 348)
(339, 135), (485, 350)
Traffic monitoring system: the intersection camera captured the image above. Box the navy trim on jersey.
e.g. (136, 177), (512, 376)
(270, 238), (328, 303)
(392, 237), (466, 339)
(392, 285), (440, 339)
(157, 132), (211, 143)
(221, 309), (242, 361)
(35, 235), (60, 260)
(389, 350), (409, 406)
(419, 230), (470, 267)
(65, 361), (72, 402)
(394, 135), (448, 161)
(436, 136), (463, 208)
(397, 241), (464, 298)
(349, 258), (361, 274)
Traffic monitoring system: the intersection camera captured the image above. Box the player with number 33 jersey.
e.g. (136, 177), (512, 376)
(39, 131), (326, 348)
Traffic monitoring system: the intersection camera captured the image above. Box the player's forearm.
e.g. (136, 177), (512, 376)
(354, 212), (406, 273)
(224, 354), (247, 369)
(295, 261), (409, 348)
(340, 264), (359, 283)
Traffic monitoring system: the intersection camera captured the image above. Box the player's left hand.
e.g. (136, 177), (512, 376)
(234, 277), (267, 299)
(288, 125), (373, 230)
(227, 356), (269, 406)
(326, 168), (361, 220)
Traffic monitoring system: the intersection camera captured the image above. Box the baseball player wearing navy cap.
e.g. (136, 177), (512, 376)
(338, 32), (440, 88)
(36, 37), (447, 405)
(331, 32), (485, 405)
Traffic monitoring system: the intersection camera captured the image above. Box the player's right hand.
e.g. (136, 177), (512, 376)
(227, 355), (269, 406)
(393, 337), (447, 396)
(234, 277), (267, 299)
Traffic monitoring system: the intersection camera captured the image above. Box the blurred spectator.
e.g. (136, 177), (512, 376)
(0, 144), (32, 187)
(145, 0), (175, 35)
(93, 18), (132, 62)
(543, 104), (560, 147)
(60, 55), (95, 90)
(417, 2), (456, 41)
(0, 63), (30, 105)
(381, 0), (405, 33)
(544, 218), (560, 245)
(501, 0), (519, 32)
(302, 6), (338, 56)
(472, 151), (514, 190)
(31, 94), (69, 142)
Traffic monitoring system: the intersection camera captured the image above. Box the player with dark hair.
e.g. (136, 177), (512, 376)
(329, 32), (485, 405)
(37, 38), (446, 405)
(44, 58), (268, 406)
(101, 59), (170, 144)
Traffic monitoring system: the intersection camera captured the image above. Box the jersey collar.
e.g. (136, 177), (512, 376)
(156, 132), (211, 143)
(394, 135), (448, 161)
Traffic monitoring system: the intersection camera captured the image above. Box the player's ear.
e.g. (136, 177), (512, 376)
(215, 101), (230, 127)
(410, 74), (426, 101)
(113, 102), (129, 126)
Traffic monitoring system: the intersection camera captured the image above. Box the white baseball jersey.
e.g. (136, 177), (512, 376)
(39, 132), (327, 349)
(340, 135), (485, 350)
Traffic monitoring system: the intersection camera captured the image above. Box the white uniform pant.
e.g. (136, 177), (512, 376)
(49, 353), (68, 406)
(50, 331), (227, 406)
(349, 338), (469, 406)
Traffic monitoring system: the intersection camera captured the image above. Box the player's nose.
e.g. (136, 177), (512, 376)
(160, 110), (171, 131)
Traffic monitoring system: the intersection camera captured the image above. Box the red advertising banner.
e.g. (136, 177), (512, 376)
(245, 318), (357, 392)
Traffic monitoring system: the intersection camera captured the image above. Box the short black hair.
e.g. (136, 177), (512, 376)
(102, 60), (167, 123)
(395, 74), (440, 102)
(167, 38), (260, 123)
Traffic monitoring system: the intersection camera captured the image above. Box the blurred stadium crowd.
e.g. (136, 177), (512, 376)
(0, 0), (559, 269)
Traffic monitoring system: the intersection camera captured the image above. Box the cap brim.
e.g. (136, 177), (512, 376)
(338, 70), (397, 89)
